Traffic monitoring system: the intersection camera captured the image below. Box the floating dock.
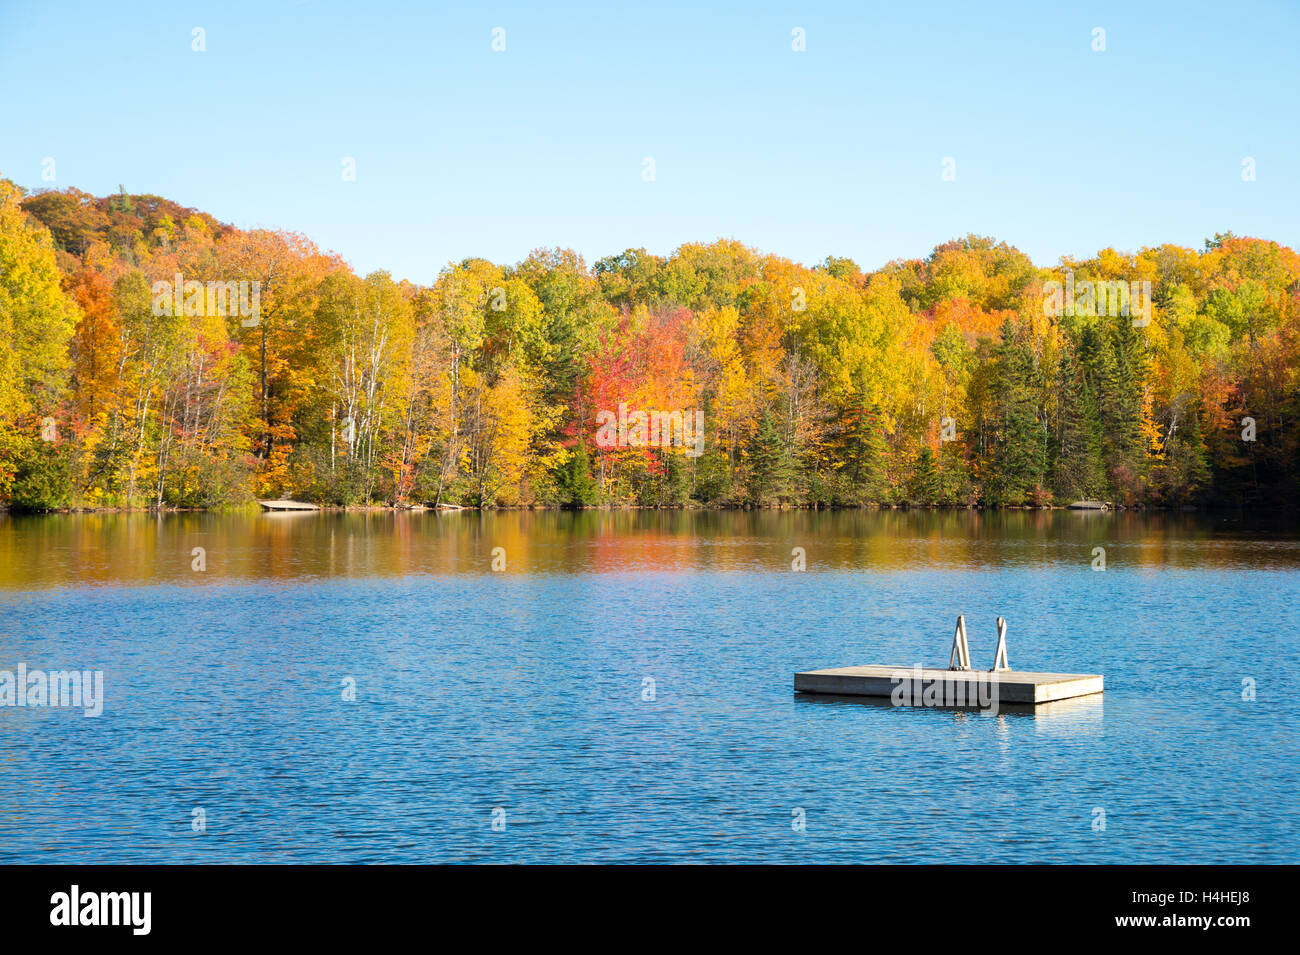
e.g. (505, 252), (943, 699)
(794, 665), (1103, 705)
(257, 499), (320, 512)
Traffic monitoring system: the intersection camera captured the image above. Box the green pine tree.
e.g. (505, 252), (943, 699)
(984, 318), (1046, 504)
(557, 442), (598, 507)
(1090, 315), (1146, 495)
(835, 402), (888, 503)
(1052, 342), (1107, 501)
(909, 446), (941, 503)
(1165, 399), (1211, 503)
(747, 407), (792, 504)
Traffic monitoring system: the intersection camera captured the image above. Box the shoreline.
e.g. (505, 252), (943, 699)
(0, 501), (1250, 516)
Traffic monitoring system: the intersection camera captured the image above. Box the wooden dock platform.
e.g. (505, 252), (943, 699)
(794, 665), (1103, 705)
(257, 499), (320, 512)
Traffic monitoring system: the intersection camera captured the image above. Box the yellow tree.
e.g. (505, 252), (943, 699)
(214, 229), (341, 492)
(0, 178), (79, 503)
(313, 271), (414, 502)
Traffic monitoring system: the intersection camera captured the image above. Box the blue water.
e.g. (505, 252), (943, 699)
(0, 511), (1296, 862)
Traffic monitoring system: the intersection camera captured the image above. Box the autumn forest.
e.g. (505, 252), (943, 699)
(1, 176), (1297, 511)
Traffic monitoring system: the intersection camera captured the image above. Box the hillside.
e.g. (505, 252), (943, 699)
(2, 177), (1298, 510)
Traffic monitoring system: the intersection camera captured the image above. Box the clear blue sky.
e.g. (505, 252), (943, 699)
(2, 0), (1297, 283)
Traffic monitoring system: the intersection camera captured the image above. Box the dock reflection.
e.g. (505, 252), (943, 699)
(794, 691), (1104, 729)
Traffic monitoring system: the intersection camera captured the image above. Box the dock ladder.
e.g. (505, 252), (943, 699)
(949, 615), (1011, 671)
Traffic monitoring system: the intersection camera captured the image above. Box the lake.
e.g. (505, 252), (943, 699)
(0, 509), (1296, 863)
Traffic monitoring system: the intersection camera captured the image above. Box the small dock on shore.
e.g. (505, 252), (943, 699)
(257, 500), (320, 512)
(795, 615), (1103, 707)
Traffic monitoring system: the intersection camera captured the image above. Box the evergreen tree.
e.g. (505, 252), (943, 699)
(1163, 399), (1211, 503)
(833, 401), (888, 503)
(937, 437), (971, 504)
(557, 442), (598, 507)
(747, 407), (792, 504)
(909, 446), (941, 503)
(1093, 314), (1147, 496)
(1052, 342), (1106, 500)
(984, 318), (1045, 504)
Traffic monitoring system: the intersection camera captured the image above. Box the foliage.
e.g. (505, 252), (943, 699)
(4, 176), (1299, 509)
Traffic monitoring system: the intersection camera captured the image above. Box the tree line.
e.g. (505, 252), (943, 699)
(1, 177), (1297, 511)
